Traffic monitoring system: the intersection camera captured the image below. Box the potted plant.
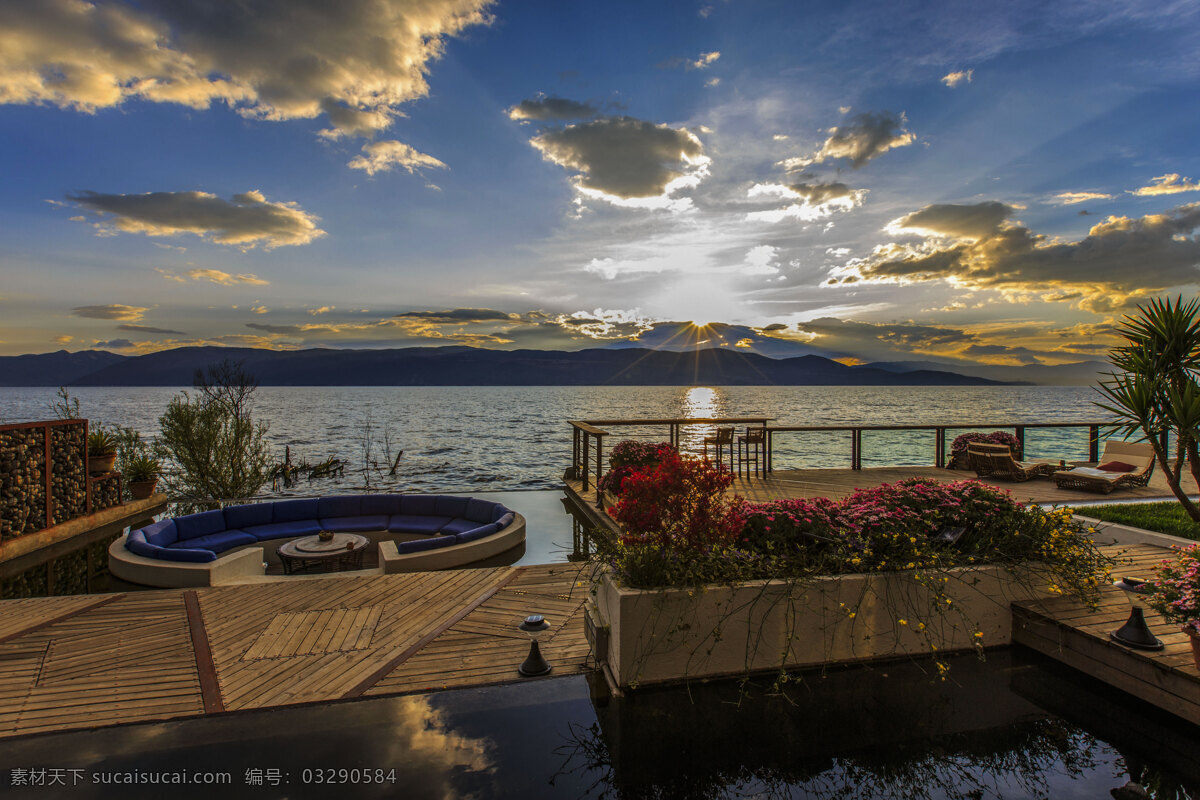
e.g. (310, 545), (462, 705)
(1143, 544), (1200, 669)
(125, 455), (162, 499)
(87, 429), (118, 475)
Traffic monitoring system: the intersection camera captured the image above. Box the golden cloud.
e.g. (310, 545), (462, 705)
(1130, 173), (1200, 196)
(781, 111), (914, 170)
(71, 303), (147, 321)
(348, 140), (447, 176)
(67, 190), (324, 249)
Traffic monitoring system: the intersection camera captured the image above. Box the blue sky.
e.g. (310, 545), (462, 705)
(1, 0), (1199, 366)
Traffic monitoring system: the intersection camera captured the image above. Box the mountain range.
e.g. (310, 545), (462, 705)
(0, 346), (1013, 387)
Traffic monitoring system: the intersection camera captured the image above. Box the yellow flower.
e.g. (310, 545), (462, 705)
(898, 618), (908, 625)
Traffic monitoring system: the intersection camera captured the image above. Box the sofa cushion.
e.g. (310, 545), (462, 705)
(434, 495), (470, 518)
(455, 523), (498, 543)
(1098, 460), (1136, 473)
(387, 514), (452, 535)
(318, 495), (362, 519)
(464, 498), (500, 524)
(140, 519), (178, 547)
(169, 530), (257, 553)
(175, 509), (227, 541)
(223, 503), (274, 530)
(126, 531), (215, 563)
(361, 494), (404, 516)
(320, 515), (389, 533)
(441, 518), (485, 535)
(273, 498), (320, 523)
(395, 535), (457, 554)
(495, 512), (515, 529)
(402, 495), (441, 516)
(246, 519), (323, 541)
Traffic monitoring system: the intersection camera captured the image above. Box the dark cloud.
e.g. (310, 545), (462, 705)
(394, 308), (515, 322)
(71, 304), (147, 320)
(507, 96), (599, 123)
(839, 202), (1200, 312)
(760, 323), (788, 331)
(529, 116), (707, 199)
(0, 0), (493, 139)
(118, 323), (186, 335)
(785, 111), (915, 170)
(887, 201), (1014, 240)
(788, 182), (859, 205)
(245, 322), (305, 336)
(93, 338), (134, 349)
(66, 190), (323, 248)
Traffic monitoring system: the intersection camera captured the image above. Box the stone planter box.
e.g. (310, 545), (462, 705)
(589, 564), (1055, 688)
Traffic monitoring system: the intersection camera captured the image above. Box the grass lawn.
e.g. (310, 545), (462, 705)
(1073, 502), (1200, 542)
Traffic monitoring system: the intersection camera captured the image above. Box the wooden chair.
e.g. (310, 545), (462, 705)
(966, 442), (1058, 481)
(703, 427), (734, 472)
(1053, 440), (1156, 494)
(736, 426), (765, 477)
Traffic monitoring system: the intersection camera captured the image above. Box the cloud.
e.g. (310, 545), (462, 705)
(507, 96), (599, 123)
(159, 267), (269, 285)
(307, 306), (335, 316)
(395, 308), (514, 322)
(831, 201), (1200, 313)
(0, 0), (493, 139)
(781, 111), (915, 170)
(528, 116), (709, 201)
(884, 201), (1013, 240)
(1052, 191), (1114, 205)
(250, 304), (269, 314)
(66, 190), (324, 249)
(741, 245), (780, 276)
(71, 304), (147, 321)
(746, 181), (867, 222)
(53, 335), (73, 344)
(92, 338), (134, 350)
(118, 323), (186, 335)
(941, 69), (973, 87)
(347, 140), (447, 176)
(661, 51), (721, 70)
(1130, 174), (1200, 196)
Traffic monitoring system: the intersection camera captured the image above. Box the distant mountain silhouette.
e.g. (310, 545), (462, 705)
(860, 359), (1110, 387)
(2, 345), (1007, 386)
(0, 349), (128, 387)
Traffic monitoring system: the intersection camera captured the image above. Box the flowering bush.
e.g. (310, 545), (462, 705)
(950, 431), (1022, 461)
(608, 440), (675, 469)
(1144, 545), (1200, 632)
(600, 440), (677, 497)
(603, 476), (1110, 602)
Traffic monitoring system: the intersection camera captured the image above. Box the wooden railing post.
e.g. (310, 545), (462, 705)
(595, 435), (604, 508)
(1089, 425), (1100, 462)
(935, 427), (945, 468)
(581, 433), (590, 491)
(1014, 425), (1025, 459)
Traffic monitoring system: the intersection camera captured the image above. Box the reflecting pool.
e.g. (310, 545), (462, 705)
(0, 649), (1195, 799)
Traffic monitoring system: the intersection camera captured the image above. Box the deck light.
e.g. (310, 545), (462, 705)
(518, 614), (552, 676)
(1110, 577), (1163, 651)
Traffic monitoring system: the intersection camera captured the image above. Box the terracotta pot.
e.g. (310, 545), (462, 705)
(129, 479), (158, 500)
(1184, 624), (1200, 670)
(88, 453), (117, 475)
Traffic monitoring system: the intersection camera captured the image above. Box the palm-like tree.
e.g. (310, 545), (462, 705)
(1096, 296), (1200, 520)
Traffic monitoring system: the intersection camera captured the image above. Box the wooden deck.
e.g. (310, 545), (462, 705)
(1013, 543), (1200, 724)
(0, 562), (593, 739)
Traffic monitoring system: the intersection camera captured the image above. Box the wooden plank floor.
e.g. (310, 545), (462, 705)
(0, 563), (594, 740)
(1013, 543), (1200, 725)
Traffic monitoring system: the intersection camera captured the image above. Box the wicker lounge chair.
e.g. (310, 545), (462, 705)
(966, 442), (1059, 481)
(1053, 440), (1156, 494)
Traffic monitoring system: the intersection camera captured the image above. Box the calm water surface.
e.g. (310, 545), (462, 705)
(0, 385), (1101, 493)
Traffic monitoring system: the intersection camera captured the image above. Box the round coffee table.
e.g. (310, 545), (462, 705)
(277, 533), (369, 575)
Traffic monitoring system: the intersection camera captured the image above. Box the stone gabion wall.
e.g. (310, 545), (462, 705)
(51, 423), (87, 525)
(90, 473), (121, 512)
(0, 426), (48, 539)
(0, 420), (92, 541)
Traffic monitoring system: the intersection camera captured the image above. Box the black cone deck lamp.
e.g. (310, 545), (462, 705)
(1110, 577), (1164, 651)
(518, 614), (552, 676)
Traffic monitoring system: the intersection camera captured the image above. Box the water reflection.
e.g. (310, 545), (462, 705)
(679, 386), (726, 454)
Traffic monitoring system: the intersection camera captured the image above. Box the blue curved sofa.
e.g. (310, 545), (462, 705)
(125, 494), (515, 563)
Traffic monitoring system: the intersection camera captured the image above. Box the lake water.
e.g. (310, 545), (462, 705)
(0, 385), (1103, 494)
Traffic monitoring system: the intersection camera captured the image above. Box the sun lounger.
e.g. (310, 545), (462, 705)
(966, 442), (1059, 481)
(1053, 440), (1156, 494)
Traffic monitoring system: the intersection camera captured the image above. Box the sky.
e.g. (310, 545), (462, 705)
(1, 0), (1199, 367)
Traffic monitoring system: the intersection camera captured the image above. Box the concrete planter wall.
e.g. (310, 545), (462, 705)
(589, 565), (1055, 688)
